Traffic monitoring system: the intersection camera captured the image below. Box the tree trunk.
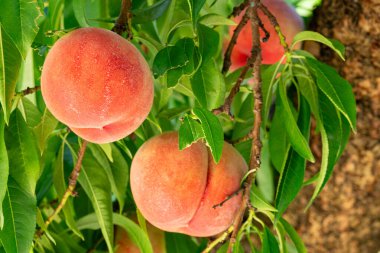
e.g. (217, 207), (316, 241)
(286, 0), (380, 252)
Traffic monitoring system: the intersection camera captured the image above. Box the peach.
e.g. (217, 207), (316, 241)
(41, 27), (153, 143)
(130, 132), (248, 237)
(115, 215), (166, 253)
(230, 0), (304, 68)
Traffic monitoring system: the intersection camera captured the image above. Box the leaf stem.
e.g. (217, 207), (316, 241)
(201, 226), (234, 253)
(112, 0), (133, 39)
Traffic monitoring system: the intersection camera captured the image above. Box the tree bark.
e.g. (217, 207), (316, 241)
(286, 0), (380, 252)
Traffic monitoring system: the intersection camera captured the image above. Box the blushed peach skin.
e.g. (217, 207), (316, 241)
(115, 216), (166, 253)
(41, 27), (153, 143)
(230, 0), (304, 69)
(130, 132), (248, 237)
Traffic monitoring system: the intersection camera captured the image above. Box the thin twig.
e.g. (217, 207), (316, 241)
(202, 226), (234, 253)
(227, 1), (263, 251)
(112, 0), (133, 39)
(213, 188), (244, 209)
(257, 2), (289, 53)
(16, 86), (41, 96)
(222, 8), (251, 74)
(229, 0), (249, 18)
(43, 140), (88, 230)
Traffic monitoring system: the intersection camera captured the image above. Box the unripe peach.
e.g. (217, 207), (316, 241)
(115, 216), (166, 253)
(230, 0), (304, 68)
(41, 27), (153, 143)
(130, 132), (248, 237)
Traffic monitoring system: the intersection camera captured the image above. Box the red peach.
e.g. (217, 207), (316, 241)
(230, 0), (304, 68)
(41, 27), (153, 143)
(130, 132), (248, 237)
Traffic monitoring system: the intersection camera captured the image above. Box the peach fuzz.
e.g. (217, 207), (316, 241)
(130, 132), (248, 237)
(230, 0), (304, 69)
(115, 216), (166, 253)
(41, 27), (153, 143)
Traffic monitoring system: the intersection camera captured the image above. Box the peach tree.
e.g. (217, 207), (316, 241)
(0, 0), (356, 252)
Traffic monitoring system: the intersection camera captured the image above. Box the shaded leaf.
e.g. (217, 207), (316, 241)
(262, 227), (280, 253)
(0, 27), (22, 123)
(0, 111), (8, 228)
(191, 59), (225, 110)
(197, 24), (219, 63)
(132, 0), (172, 24)
(34, 107), (58, 153)
(280, 218), (307, 253)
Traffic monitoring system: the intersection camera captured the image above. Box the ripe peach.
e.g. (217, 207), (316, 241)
(41, 27), (153, 143)
(229, 0), (304, 68)
(115, 216), (166, 253)
(130, 132), (248, 237)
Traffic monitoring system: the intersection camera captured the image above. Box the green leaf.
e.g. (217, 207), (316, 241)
(179, 115), (204, 150)
(0, 0), (43, 58)
(0, 177), (36, 253)
(152, 45), (188, 78)
(250, 185), (277, 212)
(291, 31), (345, 60)
(0, 26), (23, 123)
(99, 143), (113, 162)
(193, 107), (224, 163)
(191, 59), (225, 110)
(198, 13), (236, 27)
(5, 110), (40, 194)
(73, 0), (90, 27)
(53, 142), (83, 239)
(306, 58), (356, 132)
(275, 97), (311, 219)
(166, 233), (198, 253)
(0, 111), (8, 229)
(261, 63), (283, 128)
(109, 144), (130, 210)
(278, 77), (314, 162)
(269, 99), (288, 172)
(73, 145), (114, 253)
(197, 24), (219, 63)
(77, 213), (153, 253)
(280, 218), (307, 253)
(132, 0), (172, 24)
(232, 94), (253, 141)
(19, 97), (42, 128)
(34, 107), (58, 153)
(262, 227), (280, 253)
(256, 138), (275, 202)
(307, 92), (350, 207)
(187, 0), (206, 26)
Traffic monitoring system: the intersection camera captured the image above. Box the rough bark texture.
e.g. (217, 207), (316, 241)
(285, 0), (380, 252)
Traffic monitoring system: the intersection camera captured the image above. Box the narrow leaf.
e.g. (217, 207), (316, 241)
(275, 97), (311, 219)
(280, 218), (307, 253)
(0, 111), (8, 228)
(0, 26), (23, 123)
(262, 227), (280, 253)
(34, 107), (58, 153)
(278, 78), (314, 162)
(291, 31), (345, 60)
(73, 0), (90, 27)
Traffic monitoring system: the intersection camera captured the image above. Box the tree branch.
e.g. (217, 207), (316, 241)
(229, 0), (250, 18)
(40, 140), (88, 233)
(112, 0), (133, 39)
(222, 8), (251, 74)
(227, 1), (263, 251)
